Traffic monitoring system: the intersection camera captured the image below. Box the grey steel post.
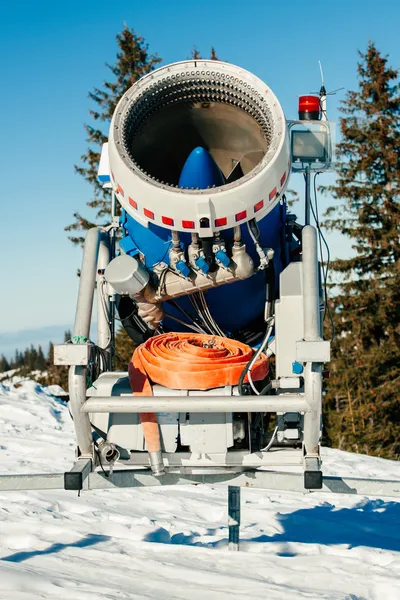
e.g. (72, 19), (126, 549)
(302, 225), (323, 458)
(304, 165), (312, 226)
(97, 231), (111, 369)
(302, 225), (320, 342)
(68, 366), (93, 458)
(228, 485), (241, 551)
(81, 395), (309, 414)
(73, 227), (101, 339)
(70, 227), (102, 458)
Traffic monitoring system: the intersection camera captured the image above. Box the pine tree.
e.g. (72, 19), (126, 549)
(65, 26), (162, 245)
(191, 46), (220, 60)
(64, 329), (72, 343)
(37, 346), (46, 371)
(0, 355), (10, 373)
(66, 26), (220, 364)
(115, 327), (136, 370)
(323, 43), (400, 459)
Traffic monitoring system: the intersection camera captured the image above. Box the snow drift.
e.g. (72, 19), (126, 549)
(0, 380), (399, 600)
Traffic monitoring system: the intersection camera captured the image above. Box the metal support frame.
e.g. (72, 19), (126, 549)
(97, 231), (111, 370)
(82, 395), (309, 414)
(301, 225), (324, 487)
(1, 464), (399, 497)
(69, 227), (111, 459)
(228, 486), (241, 551)
(2, 462), (398, 552)
(304, 164), (311, 225)
(64, 458), (92, 491)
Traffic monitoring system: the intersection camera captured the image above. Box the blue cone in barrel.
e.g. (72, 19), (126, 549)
(178, 147), (225, 189)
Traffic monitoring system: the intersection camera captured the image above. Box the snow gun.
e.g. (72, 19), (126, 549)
(16, 61), (400, 511)
(59, 60), (335, 488)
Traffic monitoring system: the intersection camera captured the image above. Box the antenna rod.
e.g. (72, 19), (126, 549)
(318, 60), (327, 120)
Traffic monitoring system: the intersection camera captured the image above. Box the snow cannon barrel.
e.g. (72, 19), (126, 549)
(108, 60), (290, 236)
(105, 60), (292, 336)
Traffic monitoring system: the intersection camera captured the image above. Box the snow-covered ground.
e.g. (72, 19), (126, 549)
(0, 380), (399, 600)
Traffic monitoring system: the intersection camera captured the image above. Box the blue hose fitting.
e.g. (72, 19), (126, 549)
(215, 249), (231, 268)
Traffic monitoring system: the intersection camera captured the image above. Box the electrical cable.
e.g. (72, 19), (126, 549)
(198, 291), (225, 337)
(166, 313), (207, 334)
(247, 219), (269, 268)
(238, 317), (274, 395)
(259, 416), (284, 452)
(98, 279), (112, 348)
(310, 173), (335, 342)
(167, 299), (208, 334)
(247, 319), (274, 395)
(189, 292), (221, 336)
(94, 440), (109, 478)
(187, 293), (212, 334)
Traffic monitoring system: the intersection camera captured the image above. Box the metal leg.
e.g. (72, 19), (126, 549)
(69, 366), (93, 458)
(97, 232), (111, 369)
(228, 485), (241, 551)
(302, 225), (323, 488)
(69, 227), (103, 458)
(64, 458), (92, 491)
(1, 468), (399, 496)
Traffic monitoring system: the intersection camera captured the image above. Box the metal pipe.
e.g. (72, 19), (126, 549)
(97, 232), (111, 365)
(2, 469), (400, 497)
(97, 439), (120, 463)
(70, 227), (103, 458)
(73, 227), (101, 339)
(302, 225), (323, 456)
(303, 362), (323, 456)
(82, 395), (309, 414)
(228, 486), (241, 551)
(69, 366), (93, 457)
(302, 225), (320, 341)
(304, 165), (311, 226)
(171, 230), (180, 249)
(191, 232), (200, 248)
(233, 225), (242, 246)
(157, 244), (254, 300)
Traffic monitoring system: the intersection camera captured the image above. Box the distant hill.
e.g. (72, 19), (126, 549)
(0, 325), (72, 359)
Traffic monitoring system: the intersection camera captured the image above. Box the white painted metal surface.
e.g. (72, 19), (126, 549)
(1, 467), (399, 498)
(82, 394), (309, 414)
(108, 60), (290, 235)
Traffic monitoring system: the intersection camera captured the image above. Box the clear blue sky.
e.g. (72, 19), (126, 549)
(0, 0), (399, 337)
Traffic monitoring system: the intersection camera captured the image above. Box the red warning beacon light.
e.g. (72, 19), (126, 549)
(298, 95), (321, 121)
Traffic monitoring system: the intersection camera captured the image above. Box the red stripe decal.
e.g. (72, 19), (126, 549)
(162, 216), (174, 226)
(182, 220), (195, 229)
(269, 187), (277, 201)
(215, 217), (227, 227)
(280, 172), (287, 186)
(129, 197), (137, 209)
(117, 184), (124, 197)
(235, 210), (247, 222)
(144, 208), (154, 220)
(254, 200), (264, 213)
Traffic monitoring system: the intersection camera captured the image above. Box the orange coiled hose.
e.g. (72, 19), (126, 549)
(128, 333), (268, 454)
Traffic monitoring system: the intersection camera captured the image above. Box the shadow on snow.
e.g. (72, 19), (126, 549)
(1, 533), (110, 563)
(144, 498), (400, 553)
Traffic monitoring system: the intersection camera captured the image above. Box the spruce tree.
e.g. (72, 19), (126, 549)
(67, 25), (220, 365)
(65, 26), (162, 245)
(323, 43), (400, 459)
(37, 346), (46, 371)
(191, 47), (219, 60)
(0, 355), (10, 373)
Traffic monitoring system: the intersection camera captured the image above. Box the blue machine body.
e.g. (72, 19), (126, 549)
(120, 148), (288, 335)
